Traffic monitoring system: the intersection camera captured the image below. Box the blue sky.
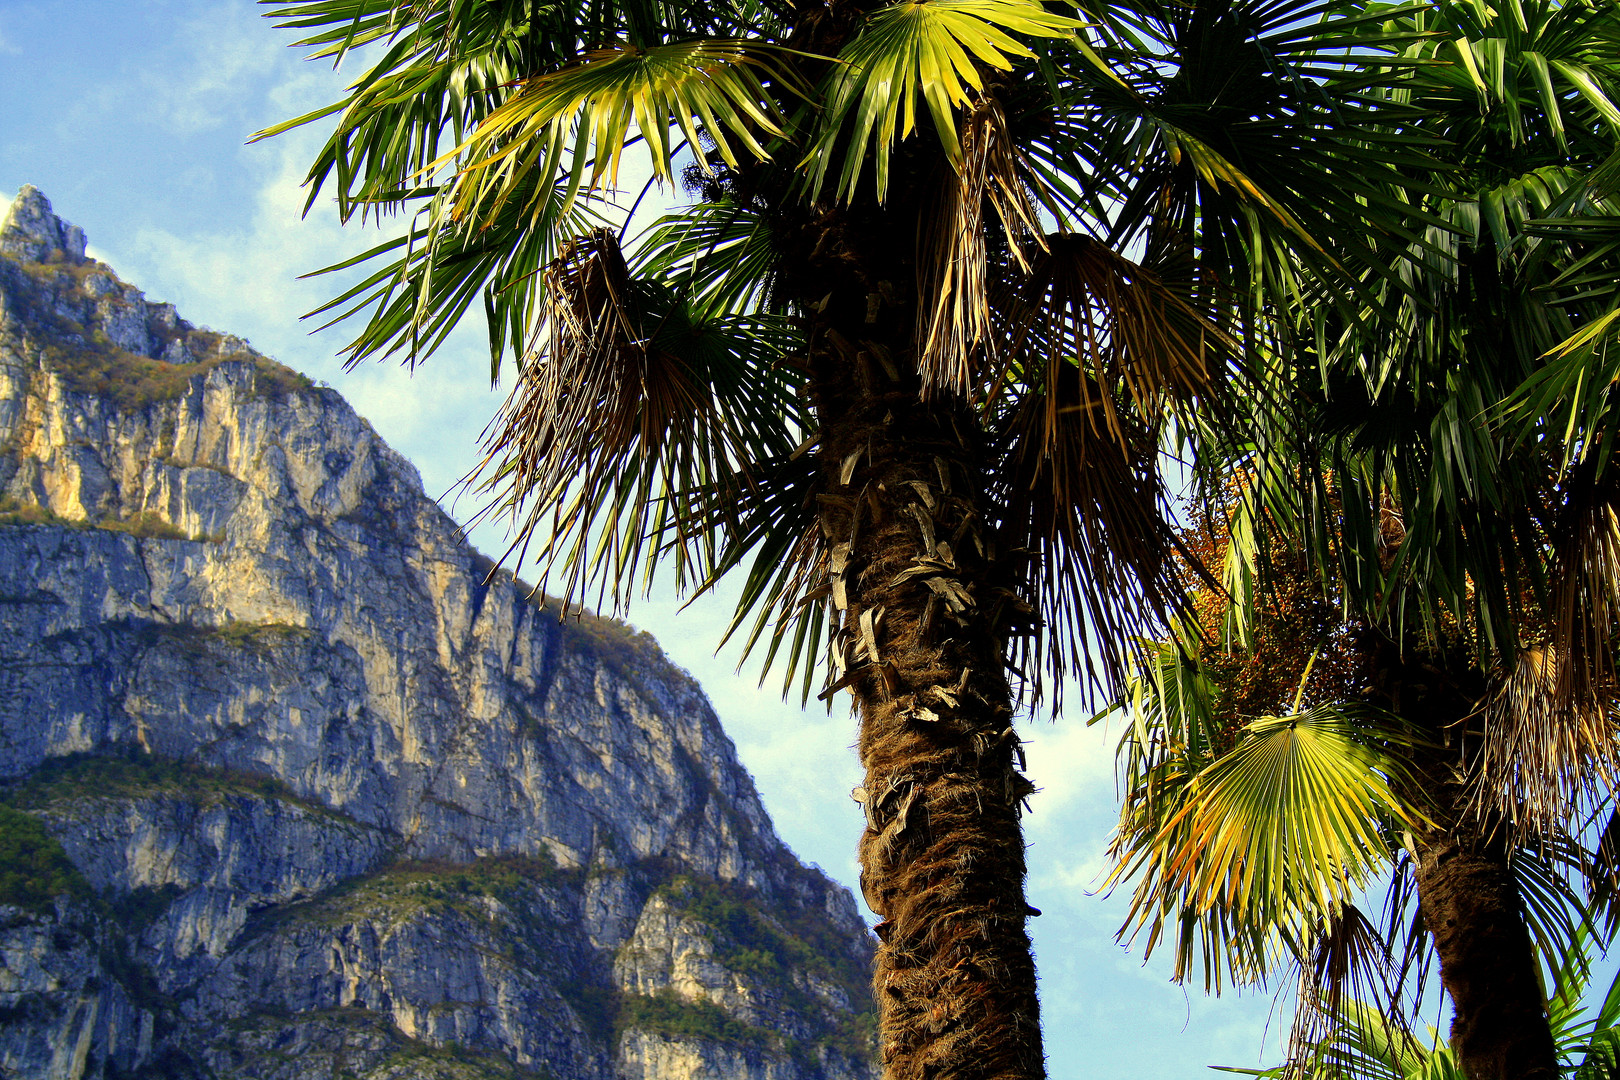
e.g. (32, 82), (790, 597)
(0, 1), (1294, 1073)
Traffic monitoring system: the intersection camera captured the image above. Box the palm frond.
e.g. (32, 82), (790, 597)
(1474, 644), (1616, 835)
(300, 171), (608, 369)
(1041, 0), (1450, 321)
(258, 0), (543, 220)
(1247, 919), (1620, 1080)
(915, 93), (1041, 396)
(1285, 903), (1423, 1080)
(997, 234), (1226, 423)
(1172, 708), (1420, 933)
(993, 366), (1187, 700)
(1468, 463), (1620, 835)
(1106, 630), (1224, 797)
(1256, 1000), (1452, 1080)
(443, 39), (799, 215)
(705, 451), (828, 703)
(806, 0), (1083, 201)
(1109, 702), (1426, 992)
(988, 234), (1232, 697)
(1510, 837), (1597, 1004)
(1412, 0), (1620, 154)
(630, 197), (783, 318)
(470, 228), (806, 610)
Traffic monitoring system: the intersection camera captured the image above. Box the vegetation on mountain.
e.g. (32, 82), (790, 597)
(0, 804), (89, 914)
(2, 259), (314, 409)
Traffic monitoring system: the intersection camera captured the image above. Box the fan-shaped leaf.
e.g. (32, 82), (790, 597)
(444, 40), (798, 216)
(806, 0), (1083, 201)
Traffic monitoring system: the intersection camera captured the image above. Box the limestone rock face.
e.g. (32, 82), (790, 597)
(0, 190), (876, 1080)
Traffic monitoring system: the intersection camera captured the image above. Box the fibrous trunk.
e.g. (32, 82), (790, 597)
(1413, 785), (1558, 1080)
(1378, 648), (1558, 1080)
(801, 212), (1044, 1080)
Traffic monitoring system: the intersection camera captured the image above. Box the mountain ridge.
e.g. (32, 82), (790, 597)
(0, 185), (877, 1080)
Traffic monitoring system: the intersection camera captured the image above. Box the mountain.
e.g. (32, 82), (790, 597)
(0, 186), (877, 1080)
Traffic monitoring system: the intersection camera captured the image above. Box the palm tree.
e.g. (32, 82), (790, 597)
(260, 0), (1441, 1073)
(1104, 2), (1620, 1076)
(1105, 514), (1592, 1080)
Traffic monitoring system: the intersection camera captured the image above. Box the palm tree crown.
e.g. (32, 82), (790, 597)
(1103, 2), (1620, 1076)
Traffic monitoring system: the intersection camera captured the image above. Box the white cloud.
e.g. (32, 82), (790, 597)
(1024, 707), (1119, 815)
(138, 6), (282, 136)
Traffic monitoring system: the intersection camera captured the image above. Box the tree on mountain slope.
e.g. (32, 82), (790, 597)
(262, 0), (1439, 1074)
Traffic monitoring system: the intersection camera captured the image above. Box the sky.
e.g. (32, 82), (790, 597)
(0, 1), (1292, 1073)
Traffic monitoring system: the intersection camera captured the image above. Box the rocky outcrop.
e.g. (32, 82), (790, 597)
(0, 187), (877, 1080)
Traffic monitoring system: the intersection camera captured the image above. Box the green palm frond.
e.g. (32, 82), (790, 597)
(630, 198), (783, 318)
(443, 40), (800, 214)
(1171, 708), (1418, 926)
(1035, 0), (1449, 320)
(1237, 921), (1620, 1080)
(1216, 999), (1454, 1080)
(1408, 0), (1620, 154)
(1287, 904), (1419, 1080)
(259, 1), (571, 221)
(806, 0), (1083, 201)
(260, 1), (803, 374)
(299, 171), (608, 370)
(1105, 631), (1223, 790)
(1498, 304), (1620, 476)
(1110, 704), (1424, 991)
(1511, 838), (1598, 990)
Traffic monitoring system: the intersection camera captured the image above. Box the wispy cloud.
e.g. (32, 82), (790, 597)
(139, 8), (282, 136)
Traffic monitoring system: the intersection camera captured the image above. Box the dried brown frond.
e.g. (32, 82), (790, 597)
(915, 93), (1041, 396)
(1475, 643), (1618, 835)
(1549, 470), (1620, 707)
(1470, 469), (1620, 835)
(989, 235), (1234, 698)
(994, 361), (1190, 699)
(473, 229), (708, 605)
(1471, 469), (1620, 834)
(993, 233), (1230, 429)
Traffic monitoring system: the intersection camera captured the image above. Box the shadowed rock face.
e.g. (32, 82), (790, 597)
(0, 187), (877, 1080)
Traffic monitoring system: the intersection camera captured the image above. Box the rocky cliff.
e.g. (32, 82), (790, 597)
(0, 187), (877, 1080)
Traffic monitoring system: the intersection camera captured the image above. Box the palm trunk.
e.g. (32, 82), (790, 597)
(1374, 644), (1558, 1080)
(797, 207), (1044, 1080)
(1412, 809), (1558, 1080)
